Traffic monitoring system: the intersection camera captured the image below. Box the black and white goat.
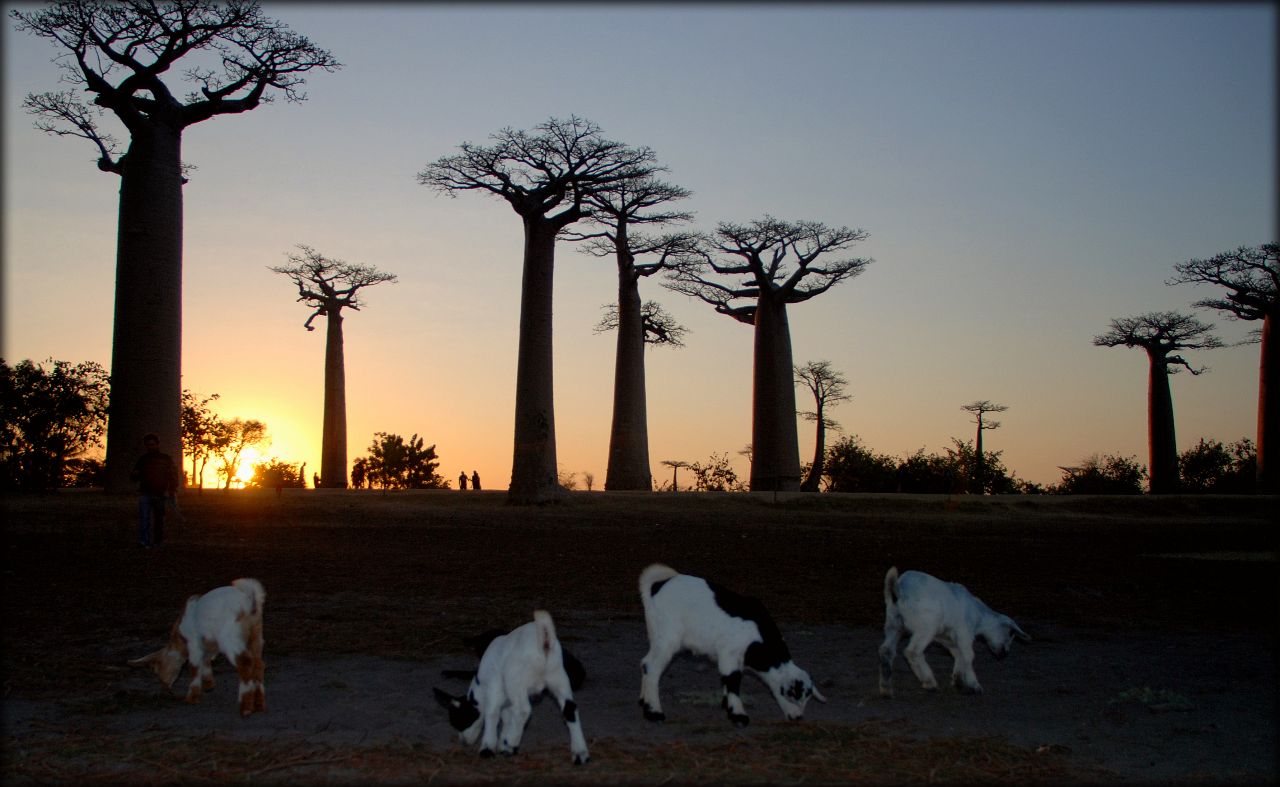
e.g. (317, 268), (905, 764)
(638, 563), (825, 726)
(127, 577), (266, 717)
(879, 567), (1030, 696)
(433, 610), (588, 764)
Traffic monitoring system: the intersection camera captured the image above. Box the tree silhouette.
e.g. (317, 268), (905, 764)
(668, 217), (872, 491)
(1168, 243), (1279, 493)
(212, 417), (269, 490)
(270, 245), (397, 489)
(660, 459), (690, 492)
(419, 116), (659, 503)
(180, 389), (220, 491)
(1093, 312), (1223, 494)
(13, 1), (339, 492)
(960, 400), (1008, 494)
(566, 175), (697, 491)
(795, 360), (851, 492)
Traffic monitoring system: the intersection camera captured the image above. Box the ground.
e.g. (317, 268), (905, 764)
(1, 490), (1276, 785)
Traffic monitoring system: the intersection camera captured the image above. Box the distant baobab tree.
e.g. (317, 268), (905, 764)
(961, 400), (1008, 494)
(12, 1), (339, 492)
(566, 175), (698, 491)
(660, 460), (691, 492)
(668, 218), (873, 492)
(419, 116), (659, 504)
(1093, 311), (1223, 494)
(1168, 243), (1279, 493)
(270, 245), (397, 489)
(795, 361), (851, 492)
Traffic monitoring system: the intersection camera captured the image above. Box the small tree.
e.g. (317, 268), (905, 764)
(688, 452), (745, 492)
(212, 418), (269, 490)
(795, 361), (851, 492)
(822, 435), (898, 493)
(960, 400), (1008, 494)
(271, 245), (397, 488)
(248, 459), (305, 490)
(181, 389), (221, 490)
(668, 218), (873, 491)
(1051, 454), (1147, 495)
(1168, 244), (1279, 492)
(1093, 312), (1223, 494)
(660, 459), (690, 492)
(361, 432), (446, 490)
(1178, 437), (1257, 494)
(0, 358), (110, 492)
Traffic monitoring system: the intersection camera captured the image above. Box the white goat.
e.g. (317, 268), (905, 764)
(638, 563), (825, 726)
(878, 567), (1029, 696)
(128, 577), (266, 716)
(433, 610), (588, 765)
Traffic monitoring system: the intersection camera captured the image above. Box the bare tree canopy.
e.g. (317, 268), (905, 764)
(595, 302), (688, 348)
(1094, 311), (1222, 494)
(795, 360), (851, 492)
(961, 400), (1008, 431)
(418, 116), (660, 503)
(270, 245), (396, 489)
(13, 0), (338, 492)
(1093, 312), (1224, 375)
(1168, 243), (1278, 328)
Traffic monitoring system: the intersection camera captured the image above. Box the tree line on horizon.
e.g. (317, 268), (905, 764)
(11, 1), (1277, 500)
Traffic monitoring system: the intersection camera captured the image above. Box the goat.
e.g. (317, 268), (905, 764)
(638, 563), (825, 727)
(433, 610), (588, 764)
(128, 577), (266, 716)
(879, 567), (1029, 696)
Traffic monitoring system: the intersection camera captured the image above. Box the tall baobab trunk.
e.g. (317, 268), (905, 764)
(973, 421), (986, 494)
(1147, 350), (1179, 494)
(751, 298), (802, 492)
(320, 309), (348, 488)
(605, 262), (653, 490)
(509, 218), (564, 503)
(801, 401), (826, 492)
(103, 126), (184, 493)
(1259, 312), (1278, 493)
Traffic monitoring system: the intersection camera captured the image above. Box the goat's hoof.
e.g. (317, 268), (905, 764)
(729, 713), (750, 727)
(478, 748), (495, 759)
(640, 702), (665, 723)
(879, 686), (894, 698)
(572, 752), (589, 766)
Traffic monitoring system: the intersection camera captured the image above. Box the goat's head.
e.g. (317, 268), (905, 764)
(433, 687), (481, 732)
(127, 644), (187, 689)
(763, 662), (827, 720)
(979, 614), (1031, 660)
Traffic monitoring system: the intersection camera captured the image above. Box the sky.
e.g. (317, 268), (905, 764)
(2, 2), (1276, 490)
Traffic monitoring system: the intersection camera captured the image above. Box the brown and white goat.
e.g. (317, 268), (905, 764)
(128, 577), (266, 716)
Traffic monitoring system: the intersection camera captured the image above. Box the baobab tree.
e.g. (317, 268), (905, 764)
(961, 400), (1008, 494)
(419, 116), (659, 503)
(1093, 311), (1223, 494)
(668, 218), (873, 492)
(270, 245), (397, 489)
(795, 360), (850, 492)
(13, 0), (339, 492)
(566, 175), (698, 491)
(660, 460), (690, 492)
(1168, 243), (1279, 493)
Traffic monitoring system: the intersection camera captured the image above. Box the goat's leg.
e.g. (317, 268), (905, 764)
(248, 629), (266, 712)
(878, 623), (903, 697)
(184, 643), (208, 703)
(499, 695), (532, 755)
(546, 671), (589, 765)
(477, 693), (504, 757)
(950, 639), (982, 694)
(903, 631), (939, 691)
(639, 638), (677, 722)
(717, 653), (750, 726)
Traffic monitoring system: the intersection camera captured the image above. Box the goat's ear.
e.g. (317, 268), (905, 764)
(1008, 619), (1031, 642)
(127, 650), (160, 668)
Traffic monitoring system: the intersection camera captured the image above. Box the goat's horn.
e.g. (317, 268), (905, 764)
(812, 686), (828, 703)
(126, 650), (160, 667)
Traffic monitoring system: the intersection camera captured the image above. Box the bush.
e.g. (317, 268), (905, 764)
(1178, 437), (1256, 494)
(1050, 454), (1147, 494)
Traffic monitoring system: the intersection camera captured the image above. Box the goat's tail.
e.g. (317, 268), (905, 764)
(639, 563), (679, 608)
(231, 578), (266, 618)
(883, 566), (900, 610)
(532, 610), (556, 657)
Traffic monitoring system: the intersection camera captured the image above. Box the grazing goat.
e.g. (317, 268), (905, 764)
(433, 610), (588, 764)
(128, 577), (266, 717)
(638, 563), (825, 726)
(879, 567), (1029, 696)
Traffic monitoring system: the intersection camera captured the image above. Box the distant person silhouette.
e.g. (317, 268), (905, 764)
(313, 472), (321, 489)
(458, 471), (467, 490)
(471, 471), (481, 491)
(131, 433), (178, 548)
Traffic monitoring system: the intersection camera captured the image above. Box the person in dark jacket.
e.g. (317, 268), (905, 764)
(132, 433), (178, 548)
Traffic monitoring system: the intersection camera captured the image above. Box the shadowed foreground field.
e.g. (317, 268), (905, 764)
(2, 490), (1276, 784)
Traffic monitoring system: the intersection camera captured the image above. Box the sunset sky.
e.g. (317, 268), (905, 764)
(3, 3), (1275, 490)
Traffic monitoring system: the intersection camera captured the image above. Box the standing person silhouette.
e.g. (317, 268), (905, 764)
(458, 471), (467, 490)
(471, 471), (481, 491)
(131, 433), (178, 548)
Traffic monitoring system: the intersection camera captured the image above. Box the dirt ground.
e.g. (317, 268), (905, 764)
(2, 490), (1276, 784)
